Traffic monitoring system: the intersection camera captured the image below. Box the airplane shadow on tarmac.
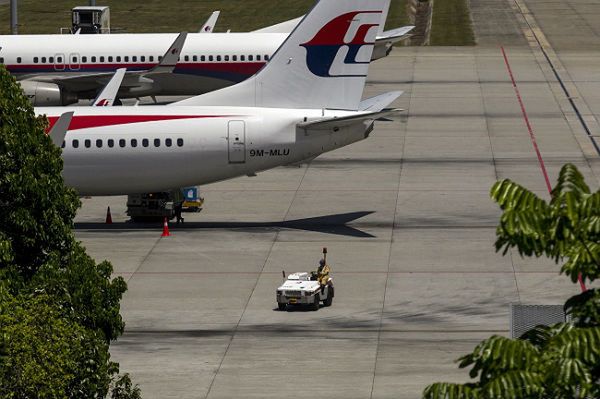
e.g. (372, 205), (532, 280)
(74, 211), (376, 238)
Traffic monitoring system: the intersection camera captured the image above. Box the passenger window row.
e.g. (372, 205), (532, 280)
(15, 54), (271, 64)
(63, 137), (184, 149)
(32, 55), (157, 64)
(183, 54), (270, 62)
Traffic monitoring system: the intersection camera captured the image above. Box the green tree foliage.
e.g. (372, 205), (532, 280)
(0, 289), (114, 398)
(0, 66), (139, 397)
(0, 67), (80, 281)
(423, 164), (600, 398)
(491, 163), (600, 285)
(111, 374), (142, 399)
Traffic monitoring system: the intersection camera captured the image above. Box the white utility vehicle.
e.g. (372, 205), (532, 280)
(276, 272), (334, 311)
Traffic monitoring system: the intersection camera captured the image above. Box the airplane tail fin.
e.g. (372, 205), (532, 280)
(173, 0), (391, 111)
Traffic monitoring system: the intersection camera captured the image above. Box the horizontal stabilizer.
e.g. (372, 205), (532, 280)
(376, 25), (415, 44)
(252, 16), (303, 33)
(297, 109), (402, 131)
(48, 111), (74, 146)
(359, 91), (403, 112)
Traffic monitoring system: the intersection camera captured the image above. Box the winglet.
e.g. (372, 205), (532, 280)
(149, 32), (188, 74)
(48, 112), (74, 147)
(199, 11), (220, 33)
(92, 68), (126, 106)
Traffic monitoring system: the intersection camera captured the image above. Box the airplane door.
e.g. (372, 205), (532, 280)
(54, 53), (65, 71)
(69, 53), (80, 71)
(227, 121), (246, 164)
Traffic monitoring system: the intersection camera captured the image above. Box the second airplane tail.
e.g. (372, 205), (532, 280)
(173, 0), (391, 111)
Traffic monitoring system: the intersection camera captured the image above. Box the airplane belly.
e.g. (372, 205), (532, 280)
(63, 152), (190, 196)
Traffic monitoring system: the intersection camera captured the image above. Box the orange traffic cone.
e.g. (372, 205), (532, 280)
(105, 206), (113, 224)
(161, 217), (170, 237)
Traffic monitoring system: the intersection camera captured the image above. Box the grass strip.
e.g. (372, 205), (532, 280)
(0, 0), (408, 35)
(430, 0), (475, 45)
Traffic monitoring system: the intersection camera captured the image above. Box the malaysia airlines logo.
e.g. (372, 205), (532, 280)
(95, 99), (110, 106)
(301, 11), (381, 78)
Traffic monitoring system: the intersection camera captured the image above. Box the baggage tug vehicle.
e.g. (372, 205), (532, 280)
(276, 272), (334, 311)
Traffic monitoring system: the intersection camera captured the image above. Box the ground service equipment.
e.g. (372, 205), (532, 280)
(276, 271), (334, 311)
(70, 6), (110, 34)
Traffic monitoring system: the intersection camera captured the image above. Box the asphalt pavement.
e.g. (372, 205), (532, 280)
(73, 1), (600, 396)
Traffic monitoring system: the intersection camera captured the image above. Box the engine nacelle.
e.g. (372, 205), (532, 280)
(19, 81), (79, 106)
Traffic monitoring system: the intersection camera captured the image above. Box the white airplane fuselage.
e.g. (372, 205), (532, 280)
(3, 33), (279, 95)
(38, 106), (371, 196)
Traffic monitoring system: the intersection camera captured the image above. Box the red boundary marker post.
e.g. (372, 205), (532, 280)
(501, 46), (587, 292)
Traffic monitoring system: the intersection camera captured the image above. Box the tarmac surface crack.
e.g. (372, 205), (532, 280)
(369, 53), (413, 399)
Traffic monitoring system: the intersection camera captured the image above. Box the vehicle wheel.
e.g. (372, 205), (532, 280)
(311, 294), (320, 311)
(278, 303), (286, 311)
(323, 287), (334, 307)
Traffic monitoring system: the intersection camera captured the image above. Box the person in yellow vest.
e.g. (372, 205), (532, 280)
(316, 258), (330, 291)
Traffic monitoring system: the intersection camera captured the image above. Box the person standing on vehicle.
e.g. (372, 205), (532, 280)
(317, 258), (330, 290)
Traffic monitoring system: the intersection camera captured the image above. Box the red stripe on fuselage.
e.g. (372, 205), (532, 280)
(46, 114), (229, 131)
(9, 61), (265, 74)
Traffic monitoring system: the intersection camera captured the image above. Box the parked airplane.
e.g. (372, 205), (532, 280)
(38, 0), (401, 196)
(0, 5), (412, 106)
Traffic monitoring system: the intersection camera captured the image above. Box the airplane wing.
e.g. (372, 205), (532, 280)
(252, 16), (303, 33)
(92, 68), (126, 106)
(47, 111), (74, 146)
(199, 11), (220, 33)
(297, 109), (403, 131)
(22, 32), (188, 97)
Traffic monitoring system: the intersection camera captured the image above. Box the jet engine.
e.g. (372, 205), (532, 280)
(19, 81), (79, 106)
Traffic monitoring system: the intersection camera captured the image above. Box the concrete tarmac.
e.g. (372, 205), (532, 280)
(75, 1), (599, 397)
